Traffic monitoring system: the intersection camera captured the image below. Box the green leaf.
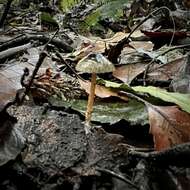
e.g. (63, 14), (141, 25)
(80, 0), (130, 32)
(97, 79), (133, 91)
(133, 86), (190, 113)
(49, 98), (148, 125)
(41, 12), (58, 25)
(60, 0), (77, 11)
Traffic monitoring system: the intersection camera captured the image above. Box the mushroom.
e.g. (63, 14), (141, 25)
(76, 53), (115, 126)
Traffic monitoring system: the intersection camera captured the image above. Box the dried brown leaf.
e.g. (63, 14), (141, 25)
(0, 74), (19, 111)
(129, 41), (154, 51)
(113, 63), (147, 84)
(148, 56), (187, 81)
(78, 79), (128, 101)
(73, 31), (145, 61)
(148, 105), (190, 151)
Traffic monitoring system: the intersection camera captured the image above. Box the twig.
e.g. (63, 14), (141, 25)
(96, 167), (139, 189)
(56, 51), (85, 81)
(22, 29), (60, 98)
(0, 43), (33, 62)
(0, 33), (73, 52)
(43, 28), (59, 50)
(143, 44), (190, 86)
(156, 44), (190, 57)
(108, 6), (175, 64)
(0, 0), (14, 28)
(128, 142), (190, 167)
(24, 51), (47, 96)
(140, 7), (176, 85)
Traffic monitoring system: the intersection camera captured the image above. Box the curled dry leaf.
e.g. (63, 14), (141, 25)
(148, 105), (190, 151)
(147, 56), (188, 81)
(113, 63), (147, 84)
(129, 41), (154, 51)
(0, 74), (20, 111)
(72, 31), (145, 61)
(72, 32), (128, 60)
(78, 79), (128, 101)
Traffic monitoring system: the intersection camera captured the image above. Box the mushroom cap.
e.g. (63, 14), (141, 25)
(76, 53), (115, 73)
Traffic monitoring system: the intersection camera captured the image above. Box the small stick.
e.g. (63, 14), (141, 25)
(55, 51), (85, 81)
(108, 6), (175, 64)
(143, 43), (190, 86)
(0, 0), (14, 28)
(22, 29), (59, 98)
(96, 167), (139, 189)
(128, 142), (190, 167)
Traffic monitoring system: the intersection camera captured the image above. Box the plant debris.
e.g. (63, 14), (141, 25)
(0, 0), (190, 189)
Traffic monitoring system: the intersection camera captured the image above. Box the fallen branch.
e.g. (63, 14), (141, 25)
(0, 0), (14, 28)
(0, 43), (33, 62)
(0, 34), (73, 52)
(128, 142), (190, 167)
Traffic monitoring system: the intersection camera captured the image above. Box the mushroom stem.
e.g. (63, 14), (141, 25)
(85, 72), (96, 125)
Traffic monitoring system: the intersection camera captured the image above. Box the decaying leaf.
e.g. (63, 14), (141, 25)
(0, 73), (20, 111)
(170, 55), (190, 93)
(129, 41), (154, 51)
(114, 55), (187, 85)
(147, 56), (188, 81)
(78, 79), (128, 101)
(70, 32), (128, 60)
(70, 31), (145, 61)
(0, 126), (25, 166)
(113, 63), (147, 84)
(133, 86), (190, 114)
(148, 105), (190, 151)
(119, 41), (154, 65)
(49, 98), (148, 125)
(142, 31), (187, 42)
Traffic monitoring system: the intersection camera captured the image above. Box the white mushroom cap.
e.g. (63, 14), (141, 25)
(76, 53), (115, 73)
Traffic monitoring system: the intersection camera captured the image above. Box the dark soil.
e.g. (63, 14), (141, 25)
(0, 103), (188, 190)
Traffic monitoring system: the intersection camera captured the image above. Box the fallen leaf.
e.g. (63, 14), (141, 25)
(129, 41), (154, 51)
(49, 99), (148, 125)
(114, 40), (153, 84)
(92, 31), (145, 47)
(0, 49), (40, 110)
(148, 105), (190, 151)
(71, 31), (145, 61)
(71, 32), (129, 60)
(142, 30), (187, 40)
(119, 41), (154, 65)
(0, 125), (25, 166)
(113, 63), (147, 84)
(170, 55), (190, 93)
(147, 56), (187, 81)
(137, 45), (184, 65)
(78, 79), (128, 101)
(0, 73), (20, 111)
(133, 86), (190, 113)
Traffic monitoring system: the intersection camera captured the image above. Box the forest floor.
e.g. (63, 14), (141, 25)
(0, 0), (190, 189)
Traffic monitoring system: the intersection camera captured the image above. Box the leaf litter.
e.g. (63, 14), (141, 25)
(1, 0), (190, 189)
